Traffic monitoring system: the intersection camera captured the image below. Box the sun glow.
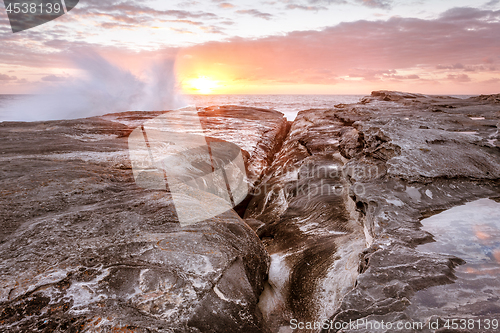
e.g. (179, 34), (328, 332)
(187, 76), (218, 94)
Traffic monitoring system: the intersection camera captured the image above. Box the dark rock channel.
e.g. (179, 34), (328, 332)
(1, 92), (499, 332)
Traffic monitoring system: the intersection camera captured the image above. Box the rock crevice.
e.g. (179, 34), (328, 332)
(0, 106), (287, 332)
(2, 92), (500, 332)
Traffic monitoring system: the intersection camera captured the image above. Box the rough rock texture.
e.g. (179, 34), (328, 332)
(101, 106), (289, 187)
(2, 93), (499, 333)
(0, 106), (287, 332)
(245, 109), (367, 331)
(243, 91), (499, 333)
(322, 91), (500, 332)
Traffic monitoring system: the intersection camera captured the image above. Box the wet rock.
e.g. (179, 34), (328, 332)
(338, 128), (362, 159)
(245, 109), (367, 332)
(242, 91), (499, 333)
(2, 93), (499, 332)
(0, 106), (287, 332)
(322, 91), (500, 332)
(244, 218), (266, 233)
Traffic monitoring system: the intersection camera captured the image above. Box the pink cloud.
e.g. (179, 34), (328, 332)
(286, 4), (328, 11)
(447, 74), (471, 82)
(281, 0), (392, 10)
(41, 75), (67, 82)
(178, 7), (500, 90)
(218, 3), (235, 9)
(0, 73), (17, 81)
(356, 0), (391, 9)
(236, 9), (273, 20)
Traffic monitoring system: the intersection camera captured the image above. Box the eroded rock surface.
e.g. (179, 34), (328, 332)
(244, 91), (499, 333)
(324, 91), (500, 332)
(2, 93), (499, 333)
(101, 106), (289, 187)
(0, 107), (287, 332)
(245, 109), (367, 331)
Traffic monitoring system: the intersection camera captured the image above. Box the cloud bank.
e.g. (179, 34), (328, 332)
(177, 7), (500, 92)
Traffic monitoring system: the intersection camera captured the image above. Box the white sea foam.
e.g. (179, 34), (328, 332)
(0, 51), (186, 121)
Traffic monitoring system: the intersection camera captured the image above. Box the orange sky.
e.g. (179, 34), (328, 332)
(1, 1), (500, 95)
(175, 11), (500, 95)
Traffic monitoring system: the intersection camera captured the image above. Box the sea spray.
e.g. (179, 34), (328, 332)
(1, 51), (186, 121)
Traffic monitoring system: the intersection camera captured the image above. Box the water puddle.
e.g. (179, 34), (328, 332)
(418, 198), (500, 273)
(405, 198), (500, 320)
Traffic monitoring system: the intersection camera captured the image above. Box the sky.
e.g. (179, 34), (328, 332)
(1, 0), (500, 95)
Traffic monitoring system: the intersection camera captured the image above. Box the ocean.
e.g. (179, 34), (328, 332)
(0, 94), (476, 122)
(183, 94), (366, 120)
(0, 94), (366, 122)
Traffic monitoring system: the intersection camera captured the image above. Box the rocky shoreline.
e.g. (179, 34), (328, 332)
(0, 107), (286, 332)
(1, 91), (499, 332)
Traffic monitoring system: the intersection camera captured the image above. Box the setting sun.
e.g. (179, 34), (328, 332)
(187, 77), (218, 94)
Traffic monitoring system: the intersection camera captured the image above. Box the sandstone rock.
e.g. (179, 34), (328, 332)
(0, 107), (287, 332)
(245, 109), (367, 332)
(323, 91), (500, 332)
(2, 93), (499, 333)
(244, 91), (499, 333)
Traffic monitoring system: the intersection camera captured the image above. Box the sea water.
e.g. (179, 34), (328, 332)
(0, 94), (365, 122)
(0, 94), (478, 122)
(184, 94), (366, 120)
(405, 198), (500, 321)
